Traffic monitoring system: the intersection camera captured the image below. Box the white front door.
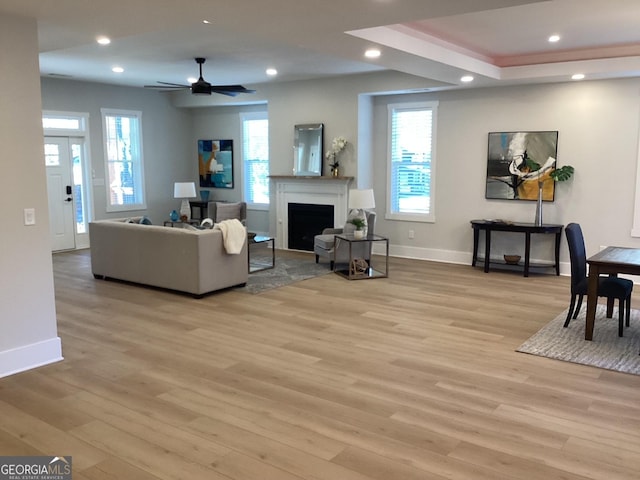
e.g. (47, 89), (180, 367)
(45, 137), (76, 251)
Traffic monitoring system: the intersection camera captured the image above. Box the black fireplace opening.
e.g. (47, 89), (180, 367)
(288, 203), (334, 251)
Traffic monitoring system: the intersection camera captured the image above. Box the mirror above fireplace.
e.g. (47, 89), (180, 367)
(293, 123), (323, 176)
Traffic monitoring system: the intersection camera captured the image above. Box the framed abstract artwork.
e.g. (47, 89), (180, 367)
(198, 139), (234, 189)
(485, 131), (559, 201)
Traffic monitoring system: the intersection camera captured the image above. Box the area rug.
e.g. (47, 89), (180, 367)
(517, 305), (640, 375)
(240, 254), (332, 294)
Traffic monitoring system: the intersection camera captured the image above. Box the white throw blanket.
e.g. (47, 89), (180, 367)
(215, 219), (246, 254)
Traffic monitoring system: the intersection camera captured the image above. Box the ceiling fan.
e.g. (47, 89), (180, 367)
(145, 57), (255, 97)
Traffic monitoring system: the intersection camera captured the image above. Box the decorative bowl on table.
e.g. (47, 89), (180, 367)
(504, 254), (521, 265)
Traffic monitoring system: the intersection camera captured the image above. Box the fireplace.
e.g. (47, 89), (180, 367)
(272, 175), (353, 250)
(288, 203), (334, 251)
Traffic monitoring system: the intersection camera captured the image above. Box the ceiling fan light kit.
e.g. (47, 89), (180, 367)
(145, 57), (255, 97)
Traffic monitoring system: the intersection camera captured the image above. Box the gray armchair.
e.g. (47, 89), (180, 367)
(314, 211), (376, 269)
(207, 201), (247, 226)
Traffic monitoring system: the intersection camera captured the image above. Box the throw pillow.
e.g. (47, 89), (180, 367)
(139, 216), (152, 225)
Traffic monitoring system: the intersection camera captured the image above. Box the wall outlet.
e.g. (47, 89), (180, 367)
(24, 208), (36, 226)
(408, 229), (415, 239)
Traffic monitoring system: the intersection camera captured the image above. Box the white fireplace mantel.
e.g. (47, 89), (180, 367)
(271, 176), (354, 249)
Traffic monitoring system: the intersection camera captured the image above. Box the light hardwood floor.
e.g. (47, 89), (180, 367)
(1, 249), (639, 480)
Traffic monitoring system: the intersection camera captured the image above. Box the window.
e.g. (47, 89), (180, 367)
(387, 101), (438, 222)
(241, 111), (269, 206)
(101, 109), (146, 212)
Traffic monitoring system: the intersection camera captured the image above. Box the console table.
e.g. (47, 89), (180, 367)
(189, 200), (209, 221)
(470, 220), (563, 277)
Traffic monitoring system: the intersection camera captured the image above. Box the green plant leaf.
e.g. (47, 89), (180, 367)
(550, 165), (574, 181)
(524, 158), (542, 171)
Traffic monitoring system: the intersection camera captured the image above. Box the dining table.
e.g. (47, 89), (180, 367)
(585, 246), (640, 340)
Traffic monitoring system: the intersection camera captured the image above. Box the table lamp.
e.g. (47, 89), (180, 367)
(173, 182), (196, 221)
(348, 188), (376, 237)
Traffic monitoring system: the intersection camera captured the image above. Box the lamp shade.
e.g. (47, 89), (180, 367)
(348, 189), (375, 210)
(173, 182), (196, 199)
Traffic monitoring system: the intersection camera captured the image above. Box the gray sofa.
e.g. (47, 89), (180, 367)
(89, 218), (248, 297)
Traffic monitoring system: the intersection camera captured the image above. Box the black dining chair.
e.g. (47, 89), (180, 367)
(564, 223), (633, 336)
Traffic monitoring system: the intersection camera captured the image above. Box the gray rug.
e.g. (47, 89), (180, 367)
(240, 253), (332, 294)
(517, 305), (640, 375)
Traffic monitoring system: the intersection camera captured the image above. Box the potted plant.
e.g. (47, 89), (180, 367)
(509, 151), (574, 226)
(348, 217), (366, 239)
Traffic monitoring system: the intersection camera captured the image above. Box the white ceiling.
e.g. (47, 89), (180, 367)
(2, 0), (640, 93)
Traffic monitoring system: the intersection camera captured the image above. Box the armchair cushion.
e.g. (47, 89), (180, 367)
(208, 201), (247, 225)
(215, 202), (243, 222)
(314, 234), (337, 250)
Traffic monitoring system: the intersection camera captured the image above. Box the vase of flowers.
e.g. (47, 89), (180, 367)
(326, 136), (348, 177)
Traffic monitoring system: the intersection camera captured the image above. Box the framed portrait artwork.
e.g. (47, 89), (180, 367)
(485, 131), (559, 201)
(198, 139), (234, 189)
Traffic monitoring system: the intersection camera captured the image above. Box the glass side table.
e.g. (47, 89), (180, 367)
(248, 235), (275, 273)
(163, 220), (199, 227)
(333, 233), (389, 280)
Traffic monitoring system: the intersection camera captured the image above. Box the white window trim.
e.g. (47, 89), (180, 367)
(101, 108), (146, 213)
(632, 118), (640, 236)
(240, 110), (269, 210)
(385, 100), (438, 223)
(43, 110), (89, 136)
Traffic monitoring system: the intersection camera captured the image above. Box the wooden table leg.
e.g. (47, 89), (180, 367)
(472, 227), (479, 267)
(554, 231), (561, 276)
(484, 230), (491, 273)
(585, 265), (599, 340)
(524, 232), (531, 277)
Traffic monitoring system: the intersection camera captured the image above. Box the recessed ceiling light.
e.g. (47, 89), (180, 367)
(96, 36), (111, 45)
(571, 73), (585, 80)
(548, 34), (560, 43)
(364, 49), (381, 59)
(266, 68), (278, 76)
(460, 75), (474, 83)
(111, 66), (124, 73)
(202, 20), (211, 24)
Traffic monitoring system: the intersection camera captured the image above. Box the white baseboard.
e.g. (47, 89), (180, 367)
(0, 337), (63, 378)
(378, 243), (574, 277)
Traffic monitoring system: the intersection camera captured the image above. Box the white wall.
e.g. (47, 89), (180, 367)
(371, 79), (640, 267)
(38, 64), (640, 272)
(41, 78), (192, 224)
(190, 104), (269, 232)
(0, 14), (62, 377)
(181, 73), (640, 271)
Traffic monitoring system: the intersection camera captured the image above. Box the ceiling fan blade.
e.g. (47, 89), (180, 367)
(144, 81), (190, 91)
(144, 85), (187, 90)
(157, 81), (190, 87)
(211, 85), (256, 94)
